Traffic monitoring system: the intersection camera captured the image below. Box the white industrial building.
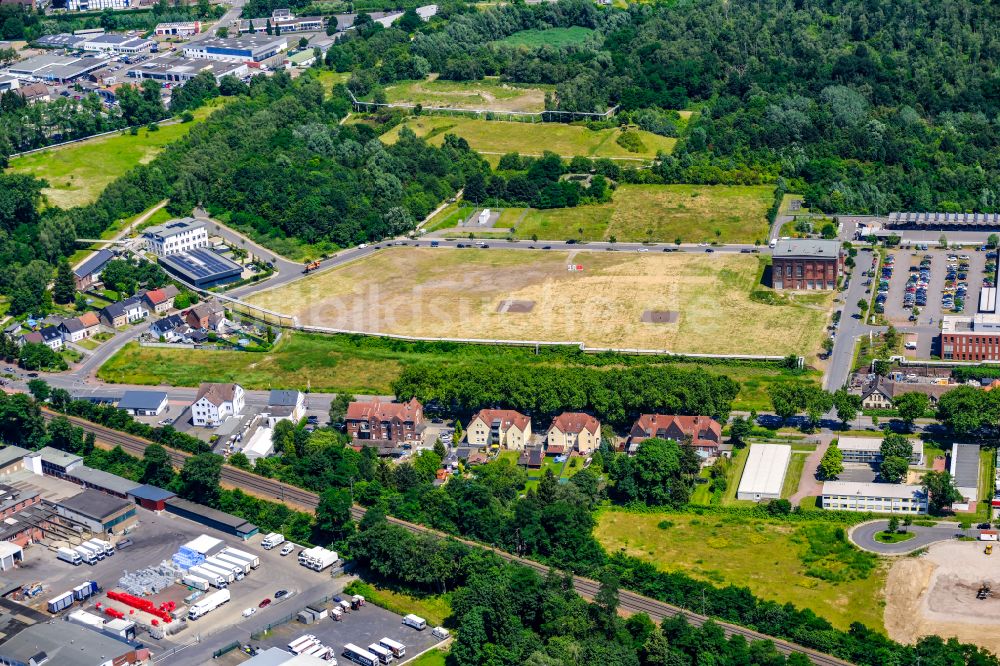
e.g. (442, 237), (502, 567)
(183, 34), (287, 66)
(143, 217), (209, 257)
(837, 436), (924, 466)
(80, 33), (154, 54)
(951, 443), (980, 510)
(736, 443), (791, 501)
(821, 481), (928, 514)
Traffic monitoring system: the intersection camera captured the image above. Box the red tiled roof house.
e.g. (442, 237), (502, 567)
(628, 414), (722, 458)
(546, 412), (601, 455)
(346, 398), (423, 443)
(467, 409), (532, 450)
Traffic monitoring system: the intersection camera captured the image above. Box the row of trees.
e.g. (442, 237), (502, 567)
(393, 361), (740, 428)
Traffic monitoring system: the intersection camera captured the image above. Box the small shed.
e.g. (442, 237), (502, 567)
(128, 484), (176, 512)
(0, 541), (23, 571)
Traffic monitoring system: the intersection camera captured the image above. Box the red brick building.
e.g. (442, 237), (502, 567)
(940, 314), (1000, 361)
(771, 239), (842, 290)
(345, 398), (424, 443)
(627, 414), (722, 457)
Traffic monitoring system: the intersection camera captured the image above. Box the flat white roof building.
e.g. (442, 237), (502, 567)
(821, 481), (928, 514)
(837, 436), (924, 466)
(950, 442), (980, 508)
(736, 444), (791, 501)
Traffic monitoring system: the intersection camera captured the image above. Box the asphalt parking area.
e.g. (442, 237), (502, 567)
(223, 601), (445, 664)
(881, 248), (992, 356)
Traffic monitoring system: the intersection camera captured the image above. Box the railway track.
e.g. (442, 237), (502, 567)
(46, 411), (852, 666)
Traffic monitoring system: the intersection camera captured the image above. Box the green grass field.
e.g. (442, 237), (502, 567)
(499, 27), (595, 48)
(782, 452), (808, 499)
(9, 99), (229, 208)
(382, 116), (675, 160)
(344, 580), (451, 627)
(595, 509), (887, 632)
(97, 330), (818, 411)
(379, 76), (553, 113)
(424, 202), (473, 232)
(409, 649), (448, 666)
(513, 184), (775, 244)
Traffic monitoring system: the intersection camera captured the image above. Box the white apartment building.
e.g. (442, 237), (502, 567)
(821, 481), (928, 514)
(143, 218), (209, 257)
(191, 383), (245, 427)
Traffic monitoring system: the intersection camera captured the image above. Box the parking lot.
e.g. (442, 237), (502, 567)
(877, 247), (996, 357)
(219, 600), (445, 665)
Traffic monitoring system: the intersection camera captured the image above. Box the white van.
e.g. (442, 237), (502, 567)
(432, 627), (450, 640)
(402, 614), (426, 630)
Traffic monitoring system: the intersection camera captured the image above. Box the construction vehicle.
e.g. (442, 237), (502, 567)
(987, 544), (994, 556)
(302, 260), (321, 273)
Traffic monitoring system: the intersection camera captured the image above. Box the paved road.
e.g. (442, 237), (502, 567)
(850, 520), (980, 554)
(824, 248), (880, 390)
(789, 435), (830, 506)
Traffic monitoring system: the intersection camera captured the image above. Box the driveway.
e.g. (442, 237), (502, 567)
(850, 520), (980, 554)
(789, 436), (829, 506)
(824, 248), (882, 390)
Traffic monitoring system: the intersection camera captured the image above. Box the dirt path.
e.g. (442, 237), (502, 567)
(72, 199), (168, 270)
(789, 435), (828, 506)
(884, 541), (1000, 654)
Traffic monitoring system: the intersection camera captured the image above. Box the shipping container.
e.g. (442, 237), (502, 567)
(72, 581), (98, 601)
(288, 635), (318, 654)
(367, 643), (393, 664)
(344, 643), (379, 666)
(47, 591), (74, 613)
(182, 574), (209, 592)
(379, 638), (406, 658)
(214, 553), (251, 575)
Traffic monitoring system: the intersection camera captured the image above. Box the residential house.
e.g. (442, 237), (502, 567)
(185, 300), (226, 331)
(39, 325), (64, 351)
(546, 412), (601, 455)
(467, 409), (532, 449)
(191, 383), (245, 427)
(860, 375), (958, 410)
(345, 398), (423, 443)
(18, 331), (42, 347)
(266, 389), (306, 427)
(100, 296), (149, 328)
(150, 314), (187, 341)
(628, 414), (722, 457)
(73, 248), (114, 290)
(142, 285), (180, 315)
(59, 311), (101, 343)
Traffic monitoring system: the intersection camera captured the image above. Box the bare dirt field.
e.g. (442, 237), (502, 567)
(885, 541), (1000, 654)
(247, 248), (832, 355)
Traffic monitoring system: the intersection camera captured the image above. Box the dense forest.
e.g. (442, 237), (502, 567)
(327, 0), (1000, 212)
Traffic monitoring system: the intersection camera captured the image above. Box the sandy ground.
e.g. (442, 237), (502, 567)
(247, 248), (832, 355)
(884, 541), (1000, 654)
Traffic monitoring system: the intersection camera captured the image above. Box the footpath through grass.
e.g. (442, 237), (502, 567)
(595, 509), (888, 633)
(97, 331), (816, 409)
(9, 99), (229, 208)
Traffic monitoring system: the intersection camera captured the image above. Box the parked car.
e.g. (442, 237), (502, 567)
(116, 538), (133, 550)
(242, 607), (256, 617)
(274, 590), (289, 599)
(258, 598), (272, 608)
